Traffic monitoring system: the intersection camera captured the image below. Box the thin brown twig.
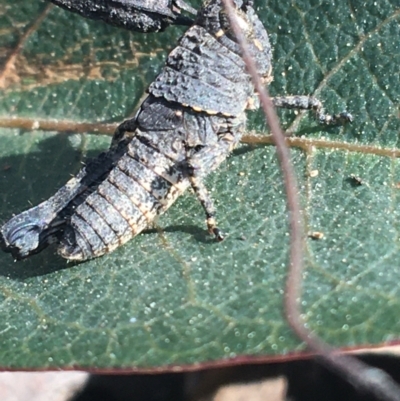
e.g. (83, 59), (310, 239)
(221, 1), (400, 400)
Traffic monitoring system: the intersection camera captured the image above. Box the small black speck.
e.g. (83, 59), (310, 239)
(347, 174), (363, 187)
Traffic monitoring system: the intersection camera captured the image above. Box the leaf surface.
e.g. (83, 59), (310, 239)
(0, 0), (399, 369)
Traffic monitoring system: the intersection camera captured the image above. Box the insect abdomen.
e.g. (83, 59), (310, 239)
(59, 136), (190, 260)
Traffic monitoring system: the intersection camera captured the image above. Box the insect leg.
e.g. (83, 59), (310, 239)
(174, 1), (197, 16)
(49, 0), (195, 33)
(110, 118), (138, 150)
(186, 131), (240, 241)
(188, 174), (224, 241)
(271, 95), (353, 125)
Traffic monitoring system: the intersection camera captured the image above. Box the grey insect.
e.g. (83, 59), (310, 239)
(49, 0), (197, 32)
(0, 0), (352, 261)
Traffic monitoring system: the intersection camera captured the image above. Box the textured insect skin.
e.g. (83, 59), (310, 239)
(0, 149), (123, 259)
(48, 0), (196, 32)
(0, 0), (352, 261)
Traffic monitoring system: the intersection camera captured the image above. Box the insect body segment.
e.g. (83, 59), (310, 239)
(149, 3), (273, 117)
(59, 126), (191, 260)
(60, 93), (247, 260)
(0, 0), (353, 261)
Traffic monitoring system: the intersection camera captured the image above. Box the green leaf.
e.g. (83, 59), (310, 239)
(0, 0), (399, 369)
